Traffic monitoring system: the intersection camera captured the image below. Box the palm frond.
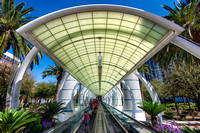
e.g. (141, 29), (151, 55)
(15, 2), (25, 12)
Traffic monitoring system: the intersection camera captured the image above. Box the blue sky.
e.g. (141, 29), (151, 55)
(11, 0), (177, 83)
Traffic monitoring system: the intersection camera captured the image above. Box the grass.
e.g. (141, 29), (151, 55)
(163, 102), (199, 121)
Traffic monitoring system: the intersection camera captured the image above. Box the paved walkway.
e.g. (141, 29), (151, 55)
(163, 120), (200, 129)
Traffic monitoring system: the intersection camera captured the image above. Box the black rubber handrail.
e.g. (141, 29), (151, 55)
(43, 107), (90, 133)
(103, 102), (155, 133)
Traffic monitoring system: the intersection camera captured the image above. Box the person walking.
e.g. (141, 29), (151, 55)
(89, 100), (93, 111)
(84, 111), (89, 131)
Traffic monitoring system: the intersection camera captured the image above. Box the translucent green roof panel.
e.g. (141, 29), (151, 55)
(17, 5), (184, 96)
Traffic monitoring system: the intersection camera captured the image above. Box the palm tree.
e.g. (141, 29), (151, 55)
(162, 0), (200, 42)
(41, 64), (63, 100)
(137, 64), (153, 75)
(0, 0), (42, 69)
(0, 108), (39, 133)
(153, 0), (200, 72)
(37, 101), (65, 123)
(137, 64), (153, 101)
(138, 101), (167, 126)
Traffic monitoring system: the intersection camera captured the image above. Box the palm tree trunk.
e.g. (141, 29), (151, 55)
(54, 78), (61, 101)
(23, 96), (28, 108)
(183, 96), (186, 105)
(151, 116), (157, 127)
(139, 79), (148, 119)
(195, 93), (200, 111)
(173, 95), (180, 115)
(139, 80), (145, 101)
(186, 97), (192, 112)
(163, 98), (166, 105)
(38, 99), (41, 106)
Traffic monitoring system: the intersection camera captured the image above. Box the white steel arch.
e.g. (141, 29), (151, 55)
(16, 4), (184, 96)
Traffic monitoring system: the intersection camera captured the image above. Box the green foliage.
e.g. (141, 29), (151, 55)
(163, 112), (174, 119)
(182, 111), (189, 115)
(138, 101), (167, 117)
(141, 85), (151, 101)
(179, 114), (187, 119)
(34, 81), (56, 101)
(0, 0), (42, 70)
(162, 0), (200, 39)
(20, 72), (36, 99)
(138, 101), (167, 125)
(165, 67), (200, 111)
(42, 63), (63, 100)
(137, 64), (153, 75)
(42, 64), (63, 81)
(0, 108), (39, 133)
(0, 63), (35, 110)
(23, 116), (42, 133)
(153, 0), (200, 72)
(151, 79), (167, 99)
(37, 101), (65, 122)
(181, 125), (200, 133)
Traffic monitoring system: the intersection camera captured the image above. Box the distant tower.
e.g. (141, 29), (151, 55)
(143, 58), (164, 82)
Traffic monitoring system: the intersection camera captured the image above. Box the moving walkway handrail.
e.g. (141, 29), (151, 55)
(43, 107), (90, 133)
(103, 102), (155, 133)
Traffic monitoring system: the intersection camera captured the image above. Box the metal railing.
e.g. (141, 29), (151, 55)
(103, 103), (155, 133)
(43, 107), (90, 133)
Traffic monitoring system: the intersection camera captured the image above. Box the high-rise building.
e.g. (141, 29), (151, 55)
(143, 58), (164, 82)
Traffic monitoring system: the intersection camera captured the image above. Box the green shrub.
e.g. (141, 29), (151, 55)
(179, 114), (186, 119)
(163, 112), (174, 119)
(163, 114), (174, 119)
(0, 108), (39, 133)
(171, 107), (176, 110)
(23, 114), (42, 133)
(164, 112), (174, 115)
(182, 111), (189, 114)
(181, 125), (200, 133)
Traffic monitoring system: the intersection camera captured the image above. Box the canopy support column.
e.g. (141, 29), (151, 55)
(134, 71), (162, 122)
(10, 46), (39, 109)
(121, 80), (135, 118)
(57, 75), (78, 121)
(78, 85), (87, 110)
(57, 71), (69, 101)
(123, 72), (146, 121)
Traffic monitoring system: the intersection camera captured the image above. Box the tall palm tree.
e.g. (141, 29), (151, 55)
(137, 64), (153, 101)
(153, 0), (200, 72)
(41, 64), (63, 100)
(0, 0), (42, 69)
(162, 0), (200, 41)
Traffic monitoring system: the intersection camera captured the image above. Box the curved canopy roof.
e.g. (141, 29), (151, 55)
(17, 5), (184, 96)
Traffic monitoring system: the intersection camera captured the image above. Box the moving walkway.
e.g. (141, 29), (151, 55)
(44, 102), (155, 133)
